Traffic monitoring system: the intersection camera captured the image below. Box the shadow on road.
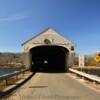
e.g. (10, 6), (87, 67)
(29, 86), (48, 88)
(34, 68), (68, 73)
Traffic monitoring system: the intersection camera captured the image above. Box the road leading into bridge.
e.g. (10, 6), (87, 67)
(7, 72), (100, 100)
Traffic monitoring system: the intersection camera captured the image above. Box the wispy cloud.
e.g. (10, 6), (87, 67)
(0, 12), (31, 22)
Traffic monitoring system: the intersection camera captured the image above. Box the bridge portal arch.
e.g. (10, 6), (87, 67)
(29, 45), (69, 71)
(22, 28), (75, 71)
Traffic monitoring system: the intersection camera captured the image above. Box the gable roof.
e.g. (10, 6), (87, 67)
(22, 27), (75, 46)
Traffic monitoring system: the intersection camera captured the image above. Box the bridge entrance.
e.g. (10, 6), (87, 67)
(22, 28), (75, 71)
(30, 45), (69, 72)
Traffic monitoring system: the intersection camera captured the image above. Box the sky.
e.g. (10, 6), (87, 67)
(0, 0), (100, 55)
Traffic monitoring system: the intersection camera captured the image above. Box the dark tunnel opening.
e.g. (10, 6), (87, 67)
(30, 45), (69, 72)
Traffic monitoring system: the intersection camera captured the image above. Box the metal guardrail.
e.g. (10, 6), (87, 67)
(0, 68), (30, 84)
(69, 68), (100, 84)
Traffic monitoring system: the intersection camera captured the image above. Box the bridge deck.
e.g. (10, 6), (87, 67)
(7, 73), (100, 100)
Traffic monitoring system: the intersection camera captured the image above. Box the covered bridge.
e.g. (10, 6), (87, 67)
(22, 28), (75, 71)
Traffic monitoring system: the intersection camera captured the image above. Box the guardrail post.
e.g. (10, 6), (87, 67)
(23, 71), (25, 76)
(16, 74), (18, 80)
(5, 79), (9, 85)
(22, 70), (27, 76)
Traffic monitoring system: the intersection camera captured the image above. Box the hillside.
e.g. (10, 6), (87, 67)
(0, 52), (24, 68)
(0, 52), (99, 68)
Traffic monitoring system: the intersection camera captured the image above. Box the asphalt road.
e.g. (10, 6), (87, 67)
(7, 72), (100, 100)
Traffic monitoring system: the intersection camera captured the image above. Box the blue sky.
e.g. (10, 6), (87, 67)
(0, 0), (100, 54)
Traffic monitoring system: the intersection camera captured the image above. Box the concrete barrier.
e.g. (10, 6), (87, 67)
(69, 68), (100, 84)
